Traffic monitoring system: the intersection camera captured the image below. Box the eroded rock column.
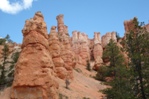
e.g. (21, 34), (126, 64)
(48, 26), (67, 79)
(11, 12), (58, 99)
(93, 32), (103, 70)
(56, 14), (76, 79)
(72, 31), (90, 66)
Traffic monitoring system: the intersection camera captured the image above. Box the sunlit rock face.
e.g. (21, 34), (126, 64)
(93, 32), (103, 70)
(101, 32), (117, 48)
(11, 12), (58, 99)
(56, 14), (76, 79)
(48, 26), (67, 79)
(145, 24), (149, 32)
(123, 17), (139, 39)
(72, 31), (90, 66)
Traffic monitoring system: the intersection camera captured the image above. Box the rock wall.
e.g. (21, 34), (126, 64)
(72, 31), (90, 66)
(11, 12), (58, 99)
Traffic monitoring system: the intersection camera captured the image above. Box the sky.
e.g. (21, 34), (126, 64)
(0, 0), (149, 43)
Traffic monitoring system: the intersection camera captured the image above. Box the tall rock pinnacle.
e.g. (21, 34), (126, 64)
(11, 12), (58, 99)
(93, 32), (103, 70)
(56, 14), (76, 79)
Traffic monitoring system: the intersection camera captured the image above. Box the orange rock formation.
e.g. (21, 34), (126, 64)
(72, 31), (90, 66)
(93, 32), (103, 70)
(56, 14), (76, 79)
(11, 12), (58, 99)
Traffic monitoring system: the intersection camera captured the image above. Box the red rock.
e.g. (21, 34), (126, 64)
(56, 14), (76, 79)
(72, 31), (90, 66)
(11, 12), (58, 99)
(0, 45), (3, 58)
(145, 24), (149, 32)
(124, 18), (136, 33)
(93, 32), (103, 70)
(94, 32), (101, 44)
(101, 32), (117, 48)
(48, 26), (67, 79)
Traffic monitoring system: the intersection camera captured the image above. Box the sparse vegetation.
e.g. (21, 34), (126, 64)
(116, 32), (121, 41)
(95, 65), (110, 81)
(83, 97), (90, 99)
(0, 35), (19, 90)
(86, 60), (91, 71)
(65, 78), (70, 89)
(59, 93), (68, 99)
(74, 68), (82, 73)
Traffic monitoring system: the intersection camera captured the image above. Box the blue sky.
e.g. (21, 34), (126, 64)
(0, 0), (149, 43)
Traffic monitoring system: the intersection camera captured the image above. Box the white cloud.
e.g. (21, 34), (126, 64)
(0, 0), (35, 14)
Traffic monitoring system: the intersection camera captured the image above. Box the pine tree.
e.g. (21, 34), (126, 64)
(0, 35), (19, 90)
(126, 18), (149, 99)
(0, 44), (9, 89)
(96, 40), (134, 99)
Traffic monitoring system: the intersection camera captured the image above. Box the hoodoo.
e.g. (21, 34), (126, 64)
(11, 12), (58, 99)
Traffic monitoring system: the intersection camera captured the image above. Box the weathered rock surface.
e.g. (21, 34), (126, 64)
(101, 32), (117, 48)
(93, 32), (103, 70)
(48, 26), (67, 79)
(56, 14), (76, 79)
(0, 45), (3, 59)
(94, 32), (101, 44)
(11, 12), (58, 99)
(124, 18), (136, 33)
(72, 31), (90, 66)
(145, 24), (149, 32)
(123, 17), (140, 40)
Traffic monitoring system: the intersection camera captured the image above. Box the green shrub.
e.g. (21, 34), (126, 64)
(86, 60), (91, 71)
(95, 66), (111, 81)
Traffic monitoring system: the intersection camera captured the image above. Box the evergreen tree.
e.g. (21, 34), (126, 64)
(0, 44), (9, 84)
(96, 40), (134, 99)
(0, 38), (6, 45)
(0, 35), (19, 90)
(126, 18), (149, 99)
